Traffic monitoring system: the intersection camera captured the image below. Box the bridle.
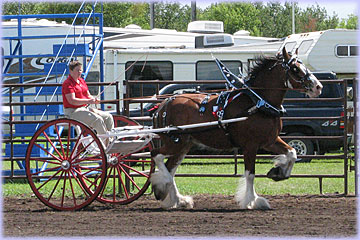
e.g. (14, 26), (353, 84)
(280, 55), (313, 91)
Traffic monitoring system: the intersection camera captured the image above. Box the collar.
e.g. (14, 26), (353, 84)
(69, 75), (81, 85)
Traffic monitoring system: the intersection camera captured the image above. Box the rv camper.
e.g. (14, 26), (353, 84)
(2, 19), (357, 112)
(280, 29), (358, 78)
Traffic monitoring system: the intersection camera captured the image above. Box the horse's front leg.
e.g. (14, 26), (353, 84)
(264, 136), (297, 181)
(150, 141), (193, 209)
(235, 144), (271, 210)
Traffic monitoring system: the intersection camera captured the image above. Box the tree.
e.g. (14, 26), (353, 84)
(297, 4), (339, 33)
(255, 2), (299, 38)
(200, 2), (261, 35)
(154, 2), (191, 31)
(2, 1), (356, 37)
(338, 14), (358, 29)
(2, 1), (38, 15)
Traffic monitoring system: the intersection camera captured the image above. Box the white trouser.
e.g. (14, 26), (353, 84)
(64, 106), (114, 135)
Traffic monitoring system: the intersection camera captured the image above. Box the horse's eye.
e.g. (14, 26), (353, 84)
(292, 67), (299, 73)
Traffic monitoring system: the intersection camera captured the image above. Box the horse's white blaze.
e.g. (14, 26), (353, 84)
(308, 73), (323, 97)
(274, 148), (297, 178)
(235, 170), (271, 210)
(286, 79), (294, 89)
(298, 63), (323, 98)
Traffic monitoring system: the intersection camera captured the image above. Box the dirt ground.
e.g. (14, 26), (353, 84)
(2, 194), (357, 238)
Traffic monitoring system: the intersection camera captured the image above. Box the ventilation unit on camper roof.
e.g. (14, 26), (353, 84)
(187, 21), (224, 33)
(195, 34), (234, 48)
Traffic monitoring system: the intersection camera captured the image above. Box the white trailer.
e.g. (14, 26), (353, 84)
(280, 29), (358, 78)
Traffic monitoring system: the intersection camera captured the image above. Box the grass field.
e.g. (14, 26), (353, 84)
(2, 155), (356, 197)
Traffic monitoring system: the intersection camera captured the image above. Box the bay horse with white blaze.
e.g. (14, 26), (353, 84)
(150, 47), (323, 210)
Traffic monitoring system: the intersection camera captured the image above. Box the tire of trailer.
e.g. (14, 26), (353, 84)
(285, 132), (314, 163)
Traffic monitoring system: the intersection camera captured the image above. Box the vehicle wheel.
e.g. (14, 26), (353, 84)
(95, 115), (154, 204)
(25, 118), (107, 211)
(285, 132), (314, 163)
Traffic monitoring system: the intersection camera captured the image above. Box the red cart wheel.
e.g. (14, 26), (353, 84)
(25, 118), (107, 211)
(96, 115), (154, 204)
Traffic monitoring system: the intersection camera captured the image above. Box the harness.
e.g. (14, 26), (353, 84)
(152, 55), (308, 147)
(210, 89), (286, 119)
(206, 57), (292, 147)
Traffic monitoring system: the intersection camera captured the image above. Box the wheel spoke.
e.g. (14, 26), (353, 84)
(112, 167), (117, 202)
(69, 126), (87, 159)
(119, 164), (141, 191)
(70, 139), (98, 163)
(35, 168), (62, 192)
(54, 123), (66, 158)
(116, 165), (130, 199)
(66, 171), (77, 206)
(69, 169), (92, 198)
(120, 161), (151, 178)
(66, 122), (71, 159)
(47, 171), (64, 202)
(30, 165), (62, 178)
(28, 157), (61, 167)
(72, 166), (103, 190)
(34, 142), (62, 162)
(99, 166), (114, 199)
(41, 130), (64, 160)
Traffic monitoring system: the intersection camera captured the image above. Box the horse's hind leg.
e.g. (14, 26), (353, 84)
(264, 136), (297, 181)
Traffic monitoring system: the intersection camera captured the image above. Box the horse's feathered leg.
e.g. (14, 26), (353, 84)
(161, 150), (193, 209)
(150, 149), (171, 201)
(264, 136), (297, 181)
(235, 144), (271, 210)
(150, 138), (193, 209)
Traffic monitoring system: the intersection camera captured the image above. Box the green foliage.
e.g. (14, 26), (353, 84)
(2, 158), (355, 196)
(296, 4), (339, 33)
(154, 1), (192, 31)
(255, 2), (295, 38)
(200, 2), (261, 35)
(2, 1), (37, 15)
(1, 1), (357, 37)
(339, 14), (358, 29)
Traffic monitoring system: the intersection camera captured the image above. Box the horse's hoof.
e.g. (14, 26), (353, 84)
(266, 167), (288, 181)
(153, 186), (167, 201)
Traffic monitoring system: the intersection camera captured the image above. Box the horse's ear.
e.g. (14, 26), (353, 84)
(295, 48), (299, 55)
(282, 47), (290, 61)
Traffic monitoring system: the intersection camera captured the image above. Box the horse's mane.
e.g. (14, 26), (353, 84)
(246, 55), (279, 85)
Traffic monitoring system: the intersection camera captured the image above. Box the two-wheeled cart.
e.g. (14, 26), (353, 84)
(25, 115), (246, 210)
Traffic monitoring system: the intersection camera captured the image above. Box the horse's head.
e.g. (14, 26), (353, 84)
(281, 47), (323, 98)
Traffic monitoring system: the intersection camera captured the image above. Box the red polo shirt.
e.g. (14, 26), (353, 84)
(62, 75), (89, 108)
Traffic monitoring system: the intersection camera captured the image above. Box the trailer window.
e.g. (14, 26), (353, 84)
(350, 46), (358, 56)
(125, 61), (173, 97)
(336, 45), (358, 57)
(283, 41), (296, 53)
(196, 61), (242, 80)
(298, 40), (313, 54)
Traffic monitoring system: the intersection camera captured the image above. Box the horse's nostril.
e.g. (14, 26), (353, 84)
(316, 85), (322, 90)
